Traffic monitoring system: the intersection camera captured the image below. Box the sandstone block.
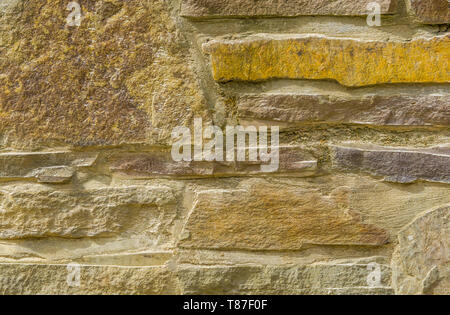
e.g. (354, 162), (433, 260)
(205, 35), (450, 87)
(0, 0), (208, 148)
(0, 151), (97, 181)
(177, 262), (393, 295)
(0, 186), (176, 239)
(179, 180), (388, 250)
(332, 143), (450, 183)
(0, 263), (176, 295)
(181, 0), (398, 18)
(110, 147), (317, 178)
(391, 204), (449, 295)
(238, 93), (450, 127)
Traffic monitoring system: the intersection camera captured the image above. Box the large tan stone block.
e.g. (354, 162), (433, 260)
(0, 0), (208, 148)
(0, 185), (176, 239)
(179, 180), (389, 250)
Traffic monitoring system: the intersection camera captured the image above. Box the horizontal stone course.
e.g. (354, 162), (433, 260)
(0, 261), (393, 295)
(181, 0), (398, 18)
(110, 147), (317, 178)
(205, 34), (450, 87)
(0, 151), (98, 182)
(238, 93), (450, 127)
(332, 144), (450, 183)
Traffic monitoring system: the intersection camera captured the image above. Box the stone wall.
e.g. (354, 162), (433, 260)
(0, 0), (448, 295)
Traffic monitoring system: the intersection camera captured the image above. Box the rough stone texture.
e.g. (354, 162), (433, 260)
(177, 262), (393, 295)
(0, 185), (176, 239)
(408, 0), (450, 24)
(179, 180), (389, 250)
(238, 93), (450, 127)
(205, 34), (450, 87)
(0, 0), (209, 148)
(332, 143), (450, 183)
(391, 205), (449, 295)
(181, 0), (398, 18)
(110, 146), (317, 178)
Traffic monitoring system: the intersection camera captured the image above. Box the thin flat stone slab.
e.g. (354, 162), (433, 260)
(331, 143), (450, 183)
(181, 0), (398, 18)
(0, 151), (98, 180)
(408, 0), (450, 24)
(238, 93), (450, 127)
(178, 180), (389, 250)
(110, 147), (317, 178)
(204, 34), (450, 87)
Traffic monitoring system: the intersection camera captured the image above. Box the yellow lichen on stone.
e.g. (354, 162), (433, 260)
(205, 35), (450, 87)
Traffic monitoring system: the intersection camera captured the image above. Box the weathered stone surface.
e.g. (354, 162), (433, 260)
(179, 180), (388, 250)
(238, 93), (450, 127)
(391, 204), (449, 295)
(181, 0), (398, 18)
(204, 35), (450, 87)
(0, 263), (177, 295)
(408, 0), (450, 24)
(0, 0), (208, 148)
(177, 262), (393, 295)
(0, 151), (97, 183)
(110, 146), (317, 178)
(0, 185), (176, 239)
(332, 143), (450, 183)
